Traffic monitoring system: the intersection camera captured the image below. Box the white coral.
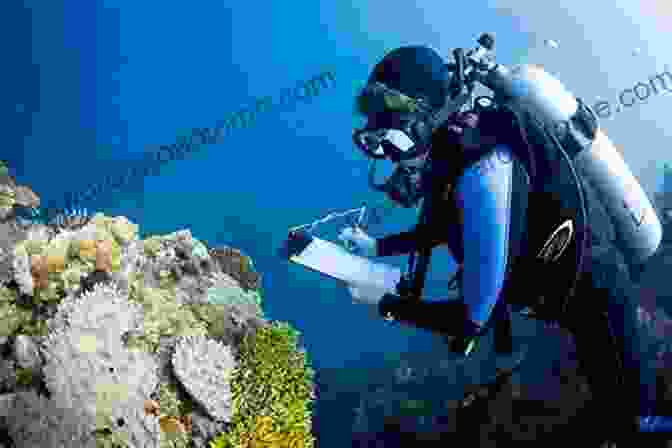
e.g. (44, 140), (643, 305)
(5, 389), (95, 448)
(11, 244), (32, 296)
(172, 335), (235, 422)
(34, 282), (160, 447)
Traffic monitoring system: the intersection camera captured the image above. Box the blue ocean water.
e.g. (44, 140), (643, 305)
(7, 1), (669, 446)
(9, 0), (533, 367)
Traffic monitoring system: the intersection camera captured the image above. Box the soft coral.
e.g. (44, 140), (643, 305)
(30, 254), (49, 290)
(95, 239), (114, 272)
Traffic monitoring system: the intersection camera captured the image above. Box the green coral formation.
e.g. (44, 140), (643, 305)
(0, 286), (46, 337)
(21, 238), (48, 256)
(0, 185), (15, 213)
(94, 427), (129, 448)
(208, 322), (315, 448)
(157, 382), (182, 417)
(90, 214), (139, 246)
(15, 367), (39, 387)
(127, 283), (207, 353)
(187, 304), (230, 340)
(143, 237), (163, 258)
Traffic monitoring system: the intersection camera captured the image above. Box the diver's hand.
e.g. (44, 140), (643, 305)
(338, 226), (377, 257)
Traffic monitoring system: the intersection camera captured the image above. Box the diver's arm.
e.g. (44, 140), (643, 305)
(376, 221), (450, 256)
(376, 228), (423, 256)
(377, 147), (514, 337)
(457, 145), (513, 326)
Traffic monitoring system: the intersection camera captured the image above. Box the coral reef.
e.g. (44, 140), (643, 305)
(209, 322), (315, 448)
(0, 163), (315, 447)
(172, 335), (235, 422)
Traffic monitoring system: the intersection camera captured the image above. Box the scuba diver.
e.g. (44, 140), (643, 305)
(283, 34), (670, 443)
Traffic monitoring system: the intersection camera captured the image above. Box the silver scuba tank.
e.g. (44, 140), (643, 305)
(484, 64), (662, 264)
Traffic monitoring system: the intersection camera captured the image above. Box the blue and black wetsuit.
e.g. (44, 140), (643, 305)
(376, 140), (529, 336)
(375, 134), (658, 440)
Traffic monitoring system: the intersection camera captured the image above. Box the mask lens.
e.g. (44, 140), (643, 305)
(354, 128), (424, 161)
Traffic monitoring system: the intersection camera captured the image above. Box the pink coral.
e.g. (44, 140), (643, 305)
(95, 240), (113, 272)
(30, 254), (49, 290)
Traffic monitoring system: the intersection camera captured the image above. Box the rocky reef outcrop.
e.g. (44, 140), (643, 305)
(0, 163), (315, 448)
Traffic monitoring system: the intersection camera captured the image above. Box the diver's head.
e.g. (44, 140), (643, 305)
(353, 46), (451, 207)
(353, 46), (450, 160)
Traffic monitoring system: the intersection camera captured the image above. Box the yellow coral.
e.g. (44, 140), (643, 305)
(43, 238), (71, 274)
(78, 239), (97, 261)
(46, 254), (66, 273)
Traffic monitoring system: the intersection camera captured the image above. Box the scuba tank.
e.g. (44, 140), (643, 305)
(484, 64), (662, 265)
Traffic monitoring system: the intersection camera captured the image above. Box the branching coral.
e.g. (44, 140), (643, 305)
(209, 322), (315, 448)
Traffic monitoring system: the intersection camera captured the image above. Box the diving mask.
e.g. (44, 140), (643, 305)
(353, 81), (436, 162)
(353, 127), (426, 162)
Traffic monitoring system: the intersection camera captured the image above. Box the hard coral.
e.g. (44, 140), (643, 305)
(172, 334), (236, 422)
(77, 239), (97, 261)
(145, 399), (160, 416)
(96, 239), (114, 272)
(13, 185), (40, 209)
(209, 247), (261, 292)
(41, 282), (160, 446)
(0, 185), (16, 220)
(30, 254), (49, 290)
(45, 253), (66, 273)
(110, 216), (139, 245)
(210, 322), (315, 448)
(127, 285), (207, 353)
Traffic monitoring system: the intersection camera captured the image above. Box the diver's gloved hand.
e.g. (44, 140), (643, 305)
(338, 226), (377, 257)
